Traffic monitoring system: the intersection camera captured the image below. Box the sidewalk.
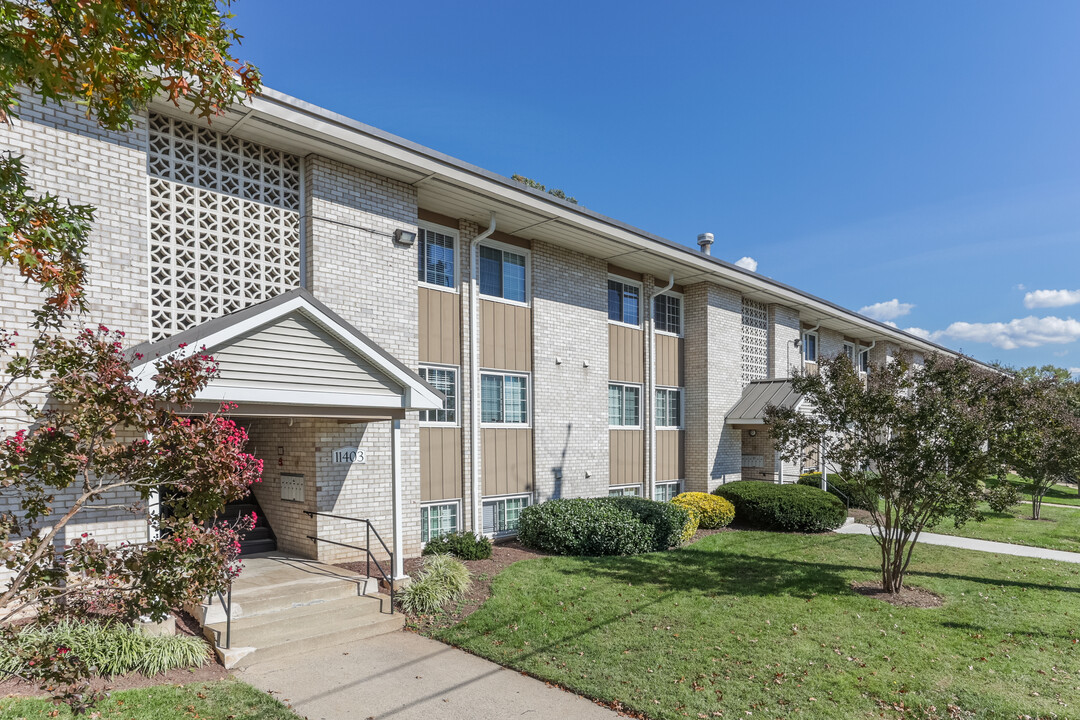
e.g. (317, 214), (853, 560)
(235, 630), (620, 720)
(836, 523), (1080, 564)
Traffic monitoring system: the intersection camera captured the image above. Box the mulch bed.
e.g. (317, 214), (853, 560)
(847, 508), (874, 525)
(0, 609), (226, 700)
(851, 580), (943, 608)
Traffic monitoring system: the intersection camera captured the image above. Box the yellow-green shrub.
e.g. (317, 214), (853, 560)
(679, 506), (700, 544)
(672, 492), (735, 529)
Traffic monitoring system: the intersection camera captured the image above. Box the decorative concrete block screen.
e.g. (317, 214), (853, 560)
(740, 298), (769, 384)
(147, 114), (302, 340)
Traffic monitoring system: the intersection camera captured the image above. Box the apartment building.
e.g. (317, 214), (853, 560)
(1, 86), (951, 579)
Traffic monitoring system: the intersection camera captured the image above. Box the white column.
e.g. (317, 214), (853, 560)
(391, 419), (406, 580)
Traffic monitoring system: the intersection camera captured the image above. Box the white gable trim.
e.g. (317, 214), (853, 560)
(132, 294), (443, 411)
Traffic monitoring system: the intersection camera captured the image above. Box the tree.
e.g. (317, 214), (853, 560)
(999, 371), (1080, 518)
(1012, 365), (1080, 500)
(0, 0), (262, 707)
(511, 174), (579, 204)
(765, 353), (1011, 594)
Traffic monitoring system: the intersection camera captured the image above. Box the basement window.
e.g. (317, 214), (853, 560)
(421, 502), (459, 544)
(482, 495), (530, 536)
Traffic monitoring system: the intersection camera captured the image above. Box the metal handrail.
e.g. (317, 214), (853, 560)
(206, 582), (233, 649)
(304, 511), (395, 614)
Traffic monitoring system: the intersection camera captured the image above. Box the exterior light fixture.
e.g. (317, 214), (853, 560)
(748, 429), (757, 437)
(392, 228), (417, 246)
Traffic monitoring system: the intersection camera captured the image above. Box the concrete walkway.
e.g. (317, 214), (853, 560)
(837, 523), (1080, 564)
(235, 630), (619, 720)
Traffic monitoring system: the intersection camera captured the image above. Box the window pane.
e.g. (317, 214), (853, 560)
(478, 246), (502, 297)
(656, 294), (681, 334)
(420, 368), (456, 423)
(624, 386), (640, 426)
(607, 280), (622, 322)
(481, 374), (503, 423)
(503, 376), (528, 423)
(804, 334), (817, 362)
(502, 251), (527, 303)
(608, 384), (622, 426)
(420, 230), (455, 288)
(622, 284), (639, 326)
(656, 389), (668, 427)
(670, 389), (681, 427)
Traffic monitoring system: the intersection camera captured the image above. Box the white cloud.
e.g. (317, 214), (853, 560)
(935, 316), (1080, 350)
(859, 299), (915, 322)
(903, 327), (933, 340)
(1070, 367), (1080, 376)
(734, 256), (758, 272)
(1023, 289), (1080, 309)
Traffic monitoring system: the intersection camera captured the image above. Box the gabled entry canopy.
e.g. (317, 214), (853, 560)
(726, 379), (805, 427)
(128, 289), (443, 419)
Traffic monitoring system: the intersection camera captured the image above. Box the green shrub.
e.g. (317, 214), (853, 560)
(517, 497), (695, 556)
(671, 492), (735, 528)
(0, 620), (208, 677)
(422, 531), (493, 560)
(985, 478), (1022, 513)
(398, 553), (471, 615)
(517, 498), (653, 556)
(714, 481), (846, 533)
(797, 472), (876, 511)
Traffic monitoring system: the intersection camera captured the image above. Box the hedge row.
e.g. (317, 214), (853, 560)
(517, 496), (694, 556)
(713, 481), (846, 533)
(797, 472), (876, 511)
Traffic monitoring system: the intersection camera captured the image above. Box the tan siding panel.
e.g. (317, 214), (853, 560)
(608, 324), (644, 383)
(655, 334), (685, 387)
(656, 430), (685, 482)
(480, 300), (531, 371)
(609, 429), (644, 486)
(418, 287), (460, 365)
(481, 428), (533, 495)
(420, 427), (462, 501)
(212, 313), (402, 395)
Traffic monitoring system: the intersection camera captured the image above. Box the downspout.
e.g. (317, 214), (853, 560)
(470, 212), (496, 534)
(649, 272), (675, 500)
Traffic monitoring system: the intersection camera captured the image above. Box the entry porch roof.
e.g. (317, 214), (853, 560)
(128, 289), (443, 420)
(726, 379), (805, 426)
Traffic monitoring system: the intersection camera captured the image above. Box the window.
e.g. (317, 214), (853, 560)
(802, 331), (818, 363)
(482, 496), (529, 535)
(421, 502), (459, 544)
(654, 293), (682, 335)
(608, 383), (641, 427)
(479, 243), (527, 303)
(656, 387), (683, 428)
(843, 342), (856, 364)
(609, 485), (642, 497)
(419, 366), (458, 424)
(607, 278), (640, 326)
(859, 349), (870, 374)
(653, 481), (680, 502)
(417, 225), (456, 289)
(480, 372), (529, 425)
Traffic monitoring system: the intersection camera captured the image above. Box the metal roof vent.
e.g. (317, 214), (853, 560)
(697, 232), (714, 255)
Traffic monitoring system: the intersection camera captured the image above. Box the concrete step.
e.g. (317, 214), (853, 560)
(237, 612), (404, 667)
(204, 594), (393, 648)
(240, 538), (277, 555)
(229, 577), (378, 619)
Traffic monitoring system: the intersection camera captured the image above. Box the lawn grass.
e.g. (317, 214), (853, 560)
(0, 679), (301, 719)
(436, 532), (1080, 720)
(928, 502), (1080, 553)
(997, 473), (1080, 507)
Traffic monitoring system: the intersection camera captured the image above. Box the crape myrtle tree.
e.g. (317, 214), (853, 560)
(0, 0), (262, 707)
(764, 353), (1013, 594)
(999, 368), (1080, 519)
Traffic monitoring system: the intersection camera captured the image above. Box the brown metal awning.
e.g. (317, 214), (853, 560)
(726, 379), (804, 426)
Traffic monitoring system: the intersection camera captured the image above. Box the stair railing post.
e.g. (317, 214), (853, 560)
(366, 522), (371, 580)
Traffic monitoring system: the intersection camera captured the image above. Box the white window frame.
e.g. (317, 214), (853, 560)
(478, 238), (531, 307)
(858, 348), (871, 374)
(655, 386), (684, 429)
(654, 290), (684, 337)
(417, 221), (459, 293)
(420, 500), (460, 545)
(479, 370), (532, 428)
(842, 342), (856, 363)
(608, 484), (642, 497)
(608, 382), (643, 429)
(802, 330), (818, 364)
(482, 493), (532, 537)
(653, 480), (681, 502)
(418, 363), (459, 427)
(607, 275), (643, 329)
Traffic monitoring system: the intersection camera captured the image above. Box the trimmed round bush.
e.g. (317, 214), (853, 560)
(797, 472), (875, 511)
(671, 492), (735, 529)
(678, 506), (700, 544)
(713, 481), (846, 533)
(517, 498), (653, 556)
(606, 495), (695, 550)
(422, 531), (493, 560)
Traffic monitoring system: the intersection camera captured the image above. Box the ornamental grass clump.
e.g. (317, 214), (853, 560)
(671, 492), (735, 529)
(398, 553), (471, 615)
(0, 620), (208, 678)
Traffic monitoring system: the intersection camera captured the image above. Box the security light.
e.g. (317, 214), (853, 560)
(392, 228), (417, 246)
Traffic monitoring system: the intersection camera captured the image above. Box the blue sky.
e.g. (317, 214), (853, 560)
(231, 1), (1080, 371)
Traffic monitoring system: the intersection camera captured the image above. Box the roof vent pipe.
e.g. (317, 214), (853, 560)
(697, 233), (714, 255)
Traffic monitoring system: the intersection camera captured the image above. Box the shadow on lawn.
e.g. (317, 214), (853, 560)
(553, 540), (1080, 599)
